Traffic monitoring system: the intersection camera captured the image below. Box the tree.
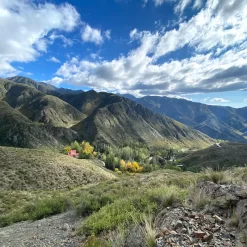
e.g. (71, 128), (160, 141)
(81, 141), (94, 155)
(63, 146), (71, 154)
(71, 141), (81, 153)
(119, 159), (127, 171)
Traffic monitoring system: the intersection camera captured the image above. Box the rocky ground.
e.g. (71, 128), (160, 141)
(0, 181), (246, 247)
(0, 211), (83, 247)
(155, 207), (235, 247)
(154, 181), (247, 247)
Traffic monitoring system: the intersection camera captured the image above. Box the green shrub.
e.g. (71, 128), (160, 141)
(79, 186), (187, 235)
(164, 164), (182, 172)
(25, 197), (70, 220)
(201, 168), (225, 184)
(84, 235), (109, 247)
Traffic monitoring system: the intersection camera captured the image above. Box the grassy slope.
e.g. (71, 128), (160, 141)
(179, 142), (247, 171)
(0, 100), (79, 148)
(19, 95), (85, 127)
(2, 80), (84, 127)
(0, 146), (115, 191)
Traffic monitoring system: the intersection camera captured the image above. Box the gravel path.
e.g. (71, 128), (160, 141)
(0, 211), (83, 247)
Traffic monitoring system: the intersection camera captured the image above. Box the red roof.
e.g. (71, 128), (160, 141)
(68, 150), (79, 157)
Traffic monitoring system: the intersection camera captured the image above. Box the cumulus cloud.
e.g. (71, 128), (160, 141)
(49, 0), (247, 96)
(81, 24), (110, 45)
(44, 76), (63, 86)
(48, 57), (61, 63)
(244, 99), (247, 102)
(0, 0), (80, 76)
(210, 98), (230, 103)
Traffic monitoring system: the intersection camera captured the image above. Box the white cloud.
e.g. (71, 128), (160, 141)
(49, 33), (74, 47)
(244, 99), (247, 102)
(153, 0), (166, 6)
(0, 0), (80, 77)
(105, 30), (111, 40)
(48, 57), (61, 63)
(49, 0), (247, 96)
(81, 24), (104, 45)
(210, 98), (230, 103)
(148, 0), (204, 12)
(44, 76), (63, 86)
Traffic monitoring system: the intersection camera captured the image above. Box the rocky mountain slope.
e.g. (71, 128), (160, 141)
(123, 95), (247, 143)
(73, 96), (212, 148)
(0, 76), (213, 149)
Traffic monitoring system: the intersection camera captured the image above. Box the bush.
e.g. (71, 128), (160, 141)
(164, 164), (182, 172)
(79, 186), (187, 235)
(84, 235), (109, 247)
(25, 197), (70, 220)
(201, 168), (225, 184)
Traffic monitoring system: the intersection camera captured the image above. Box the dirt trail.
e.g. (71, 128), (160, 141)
(0, 211), (83, 247)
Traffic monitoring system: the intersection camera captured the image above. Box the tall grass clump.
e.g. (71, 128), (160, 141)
(142, 215), (156, 247)
(201, 168), (225, 184)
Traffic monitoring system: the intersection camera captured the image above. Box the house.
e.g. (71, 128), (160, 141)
(68, 150), (79, 158)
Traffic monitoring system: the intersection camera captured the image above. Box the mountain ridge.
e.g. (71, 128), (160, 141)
(120, 94), (247, 143)
(0, 76), (213, 149)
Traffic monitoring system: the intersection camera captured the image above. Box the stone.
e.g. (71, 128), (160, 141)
(193, 230), (207, 239)
(203, 233), (214, 242)
(61, 223), (70, 231)
(161, 227), (170, 235)
(174, 220), (183, 229)
(235, 199), (247, 231)
(214, 215), (224, 224)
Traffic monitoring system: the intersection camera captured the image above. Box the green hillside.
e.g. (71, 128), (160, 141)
(0, 100), (78, 148)
(0, 146), (115, 190)
(179, 142), (247, 171)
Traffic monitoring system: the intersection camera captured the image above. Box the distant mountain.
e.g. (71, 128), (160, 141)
(179, 142), (247, 171)
(122, 95), (247, 143)
(7, 76), (83, 95)
(1, 79), (84, 127)
(69, 92), (213, 148)
(0, 76), (213, 149)
(118, 93), (137, 101)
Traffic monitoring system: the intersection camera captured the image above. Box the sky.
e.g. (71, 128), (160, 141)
(0, 0), (247, 108)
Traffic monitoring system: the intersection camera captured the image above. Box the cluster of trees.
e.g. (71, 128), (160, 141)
(63, 140), (182, 173)
(63, 141), (96, 159)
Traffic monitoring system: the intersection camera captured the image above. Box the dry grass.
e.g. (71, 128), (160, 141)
(0, 146), (115, 190)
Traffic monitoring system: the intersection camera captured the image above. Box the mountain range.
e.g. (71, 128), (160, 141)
(0, 76), (212, 149)
(121, 94), (247, 143)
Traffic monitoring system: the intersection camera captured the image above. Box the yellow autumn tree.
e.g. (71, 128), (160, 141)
(119, 159), (143, 173)
(119, 159), (127, 171)
(63, 146), (71, 154)
(81, 141), (94, 155)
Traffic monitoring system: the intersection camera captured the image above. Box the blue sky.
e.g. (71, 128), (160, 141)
(0, 0), (247, 107)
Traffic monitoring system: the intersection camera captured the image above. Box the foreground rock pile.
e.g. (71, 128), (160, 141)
(155, 181), (247, 247)
(155, 207), (235, 247)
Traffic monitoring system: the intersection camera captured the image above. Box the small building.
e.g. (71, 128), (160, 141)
(68, 150), (79, 158)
